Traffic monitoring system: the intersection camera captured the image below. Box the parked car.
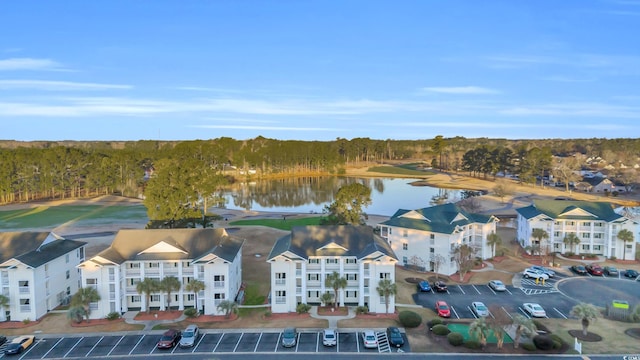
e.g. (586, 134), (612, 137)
(362, 330), (378, 349)
(322, 329), (337, 346)
(603, 266), (619, 276)
(281, 327), (297, 348)
(432, 281), (448, 292)
(4, 335), (35, 355)
(179, 325), (199, 348)
(488, 280), (506, 291)
(417, 280), (431, 292)
(530, 265), (555, 278)
(570, 265), (588, 276)
(386, 327), (404, 348)
(522, 268), (549, 280)
(624, 269), (639, 279)
(157, 329), (181, 349)
(0, 335), (6, 346)
(585, 264), (604, 276)
(435, 300), (451, 318)
(471, 301), (489, 317)
(523, 303), (547, 318)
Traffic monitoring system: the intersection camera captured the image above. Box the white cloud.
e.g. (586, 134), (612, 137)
(0, 80), (132, 91)
(193, 124), (339, 132)
(420, 86), (500, 95)
(0, 58), (66, 71)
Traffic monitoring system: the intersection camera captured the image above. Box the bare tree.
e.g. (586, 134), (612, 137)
(493, 180), (514, 204)
(552, 156), (582, 192)
(429, 253), (446, 280)
(458, 196), (483, 213)
(407, 255), (425, 272)
(451, 244), (476, 280)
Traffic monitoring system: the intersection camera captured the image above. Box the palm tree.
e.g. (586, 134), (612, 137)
(376, 279), (397, 314)
(184, 279), (206, 313)
(67, 306), (86, 323)
(136, 278), (160, 314)
(487, 232), (502, 258)
(320, 292), (334, 308)
(216, 300), (238, 319)
(325, 271), (347, 310)
(70, 287), (101, 322)
(512, 314), (536, 349)
(160, 276), (181, 311)
(531, 228), (549, 255)
(468, 317), (490, 349)
(617, 229), (634, 261)
(0, 294), (9, 322)
(570, 303), (600, 336)
(563, 233), (581, 255)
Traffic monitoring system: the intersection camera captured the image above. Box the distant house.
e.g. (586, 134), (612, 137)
(0, 232), (86, 322)
(516, 200), (637, 259)
(588, 178), (616, 193)
(78, 228), (243, 319)
(267, 225), (398, 314)
(378, 203), (499, 276)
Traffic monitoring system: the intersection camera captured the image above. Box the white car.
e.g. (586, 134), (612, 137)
(522, 268), (550, 280)
(471, 302), (490, 317)
(322, 329), (337, 346)
(179, 324), (199, 347)
(362, 330), (378, 349)
(488, 280), (506, 291)
(530, 265), (555, 278)
(523, 303), (546, 318)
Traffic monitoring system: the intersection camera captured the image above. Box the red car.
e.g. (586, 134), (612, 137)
(586, 264), (603, 276)
(435, 300), (451, 318)
(157, 329), (181, 349)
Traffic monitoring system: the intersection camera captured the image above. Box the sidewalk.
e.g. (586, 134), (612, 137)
(308, 306), (355, 328)
(122, 311), (187, 331)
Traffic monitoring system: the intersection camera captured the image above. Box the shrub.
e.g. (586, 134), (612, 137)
(428, 317), (444, 327)
(532, 319), (546, 332)
(183, 308), (198, 318)
(464, 340), (481, 349)
(264, 310), (272, 318)
(431, 324), (450, 336)
(610, 256), (617, 261)
(296, 303), (311, 314)
(564, 252), (575, 257)
(549, 334), (564, 349)
(22, 318), (31, 325)
(447, 332), (464, 346)
(355, 306), (369, 315)
(398, 310), (422, 328)
(533, 335), (554, 350)
(522, 343), (537, 351)
(106, 312), (121, 321)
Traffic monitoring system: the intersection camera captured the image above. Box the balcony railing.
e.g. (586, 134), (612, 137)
(20, 305), (31, 312)
(19, 286), (29, 294)
(182, 268), (194, 276)
(295, 269), (302, 276)
(275, 279), (286, 286)
(126, 269), (141, 276)
(213, 281), (225, 289)
(296, 287), (302, 295)
(275, 297), (286, 304)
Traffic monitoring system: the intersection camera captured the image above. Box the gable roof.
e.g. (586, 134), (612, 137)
(0, 232), (86, 268)
(89, 228), (243, 265)
(516, 199), (624, 222)
(267, 225), (397, 261)
(379, 203), (497, 234)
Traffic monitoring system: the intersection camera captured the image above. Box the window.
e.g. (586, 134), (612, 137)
(326, 258), (338, 264)
(186, 294), (195, 301)
(309, 258), (319, 264)
(129, 278), (140, 286)
(554, 243), (561, 250)
(275, 290), (286, 304)
(129, 263), (140, 269)
(308, 274), (319, 281)
(66, 287), (71, 296)
(66, 270), (70, 279)
(131, 295), (141, 302)
(214, 275), (225, 288)
(402, 256), (407, 265)
(581, 244), (590, 251)
(567, 221), (575, 226)
(581, 233), (590, 239)
(150, 295), (160, 302)
(595, 222), (604, 227)
(77, 247), (84, 259)
(86, 278), (98, 286)
(214, 293), (225, 300)
(307, 291), (319, 298)
(554, 231), (561, 237)
(346, 274), (358, 281)
(403, 230), (408, 237)
(20, 298), (30, 312)
(275, 273), (286, 285)
(593, 245), (602, 251)
(148, 262), (160, 268)
(379, 273), (390, 280)
(583, 222), (591, 227)
(346, 291), (357, 298)
(430, 247), (435, 254)
(430, 234), (435, 240)
(66, 254), (70, 263)
(214, 275), (225, 281)
(402, 243), (408, 250)
(345, 258), (357, 264)
(594, 233), (603, 239)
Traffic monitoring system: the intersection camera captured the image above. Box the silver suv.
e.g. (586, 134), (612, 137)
(522, 268), (549, 280)
(179, 325), (199, 347)
(322, 329), (337, 346)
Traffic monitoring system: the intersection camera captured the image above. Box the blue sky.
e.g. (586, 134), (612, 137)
(1, 0), (639, 141)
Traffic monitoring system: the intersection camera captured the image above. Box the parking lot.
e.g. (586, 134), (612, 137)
(413, 268), (640, 321)
(0, 329), (409, 359)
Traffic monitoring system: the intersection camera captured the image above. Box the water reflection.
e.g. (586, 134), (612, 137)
(212, 177), (464, 216)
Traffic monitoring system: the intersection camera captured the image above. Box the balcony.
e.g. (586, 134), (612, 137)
(275, 279), (286, 286)
(275, 297), (286, 304)
(126, 268), (141, 276)
(213, 281), (225, 289)
(19, 286), (29, 294)
(343, 263), (359, 271)
(296, 287), (302, 295)
(182, 268), (194, 276)
(295, 269), (302, 276)
(20, 305), (31, 312)
(144, 268), (160, 276)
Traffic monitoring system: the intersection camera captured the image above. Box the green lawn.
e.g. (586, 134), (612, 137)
(368, 165), (435, 176)
(447, 323), (514, 343)
(229, 216), (323, 230)
(0, 205), (148, 229)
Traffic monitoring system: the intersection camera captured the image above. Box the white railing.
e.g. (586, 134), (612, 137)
(20, 305), (30, 312)
(275, 279), (286, 286)
(214, 281), (225, 289)
(19, 286), (29, 294)
(275, 297), (286, 304)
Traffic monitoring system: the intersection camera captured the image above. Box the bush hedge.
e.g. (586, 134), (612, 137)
(183, 308), (198, 318)
(431, 324), (450, 336)
(447, 332), (464, 346)
(398, 310), (422, 328)
(464, 340), (481, 349)
(549, 334), (564, 350)
(296, 303), (311, 314)
(106, 312), (121, 320)
(533, 335), (554, 350)
(522, 343), (537, 351)
(428, 318), (444, 327)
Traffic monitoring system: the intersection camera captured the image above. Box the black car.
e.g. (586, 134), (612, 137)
(570, 265), (587, 275)
(432, 281), (448, 292)
(624, 269), (639, 279)
(157, 329), (181, 349)
(386, 326), (404, 347)
(0, 335), (6, 346)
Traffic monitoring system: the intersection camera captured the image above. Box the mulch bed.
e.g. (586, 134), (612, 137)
(0, 320), (41, 329)
(134, 310), (183, 321)
(449, 272), (474, 283)
(190, 313), (239, 322)
(317, 306), (348, 316)
(624, 328), (640, 340)
(568, 330), (602, 342)
(489, 256), (506, 263)
(71, 318), (125, 327)
(260, 312), (308, 321)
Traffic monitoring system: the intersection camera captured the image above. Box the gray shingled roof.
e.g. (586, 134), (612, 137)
(267, 225), (397, 261)
(0, 232), (86, 268)
(92, 228), (243, 264)
(379, 203), (496, 234)
(516, 199), (624, 222)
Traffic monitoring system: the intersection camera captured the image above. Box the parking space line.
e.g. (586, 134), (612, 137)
(294, 333), (299, 352)
(356, 332), (360, 353)
(336, 333), (339, 353)
(501, 306), (512, 319)
(518, 307), (531, 319)
(107, 335), (125, 357)
(233, 333), (244, 353)
(86, 336), (104, 357)
(276, 333), (282, 352)
(64, 337), (84, 358)
(457, 285), (466, 295)
(213, 334), (224, 352)
(471, 285), (481, 295)
(129, 335), (145, 355)
(450, 305), (460, 319)
(253, 333), (263, 352)
(505, 287), (513, 295)
(42, 337), (64, 359)
(17, 338), (40, 359)
(315, 332), (319, 353)
(554, 308), (568, 319)
(467, 306), (477, 319)
(193, 333), (205, 353)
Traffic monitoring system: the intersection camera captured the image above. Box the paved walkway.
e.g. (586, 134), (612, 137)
(122, 311), (187, 331)
(308, 306), (355, 328)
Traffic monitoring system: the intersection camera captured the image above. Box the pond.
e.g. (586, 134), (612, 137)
(212, 177), (473, 216)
